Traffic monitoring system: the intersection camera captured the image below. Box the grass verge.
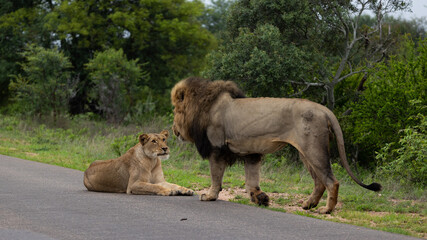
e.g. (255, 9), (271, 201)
(0, 114), (425, 238)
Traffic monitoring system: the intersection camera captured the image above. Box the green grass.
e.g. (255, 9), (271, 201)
(0, 114), (425, 239)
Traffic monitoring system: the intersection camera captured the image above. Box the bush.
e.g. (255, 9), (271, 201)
(204, 24), (311, 97)
(343, 38), (427, 166)
(111, 134), (140, 157)
(85, 48), (149, 123)
(8, 45), (74, 122)
(376, 113), (427, 186)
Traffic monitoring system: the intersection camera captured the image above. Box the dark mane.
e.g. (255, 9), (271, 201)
(184, 77), (245, 160)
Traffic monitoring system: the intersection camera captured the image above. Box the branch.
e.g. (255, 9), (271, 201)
(289, 84), (311, 97)
(289, 80), (325, 87)
(334, 70), (365, 84)
(288, 80), (325, 97)
(333, 5), (349, 39)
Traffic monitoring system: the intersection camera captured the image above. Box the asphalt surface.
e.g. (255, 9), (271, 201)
(0, 154), (421, 240)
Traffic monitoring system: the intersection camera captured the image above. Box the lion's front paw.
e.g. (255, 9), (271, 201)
(200, 193), (217, 201)
(250, 191), (269, 206)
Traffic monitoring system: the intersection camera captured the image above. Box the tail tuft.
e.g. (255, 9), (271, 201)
(366, 182), (382, 192)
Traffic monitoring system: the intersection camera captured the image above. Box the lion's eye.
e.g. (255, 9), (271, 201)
(152, 140), (157, 143)
(162, 138), (166, 142)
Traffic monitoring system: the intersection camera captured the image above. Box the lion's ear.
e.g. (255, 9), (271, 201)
(139, 134), (149, 145)
(176, 88), (185, 102)
(160, 130), (169, 138)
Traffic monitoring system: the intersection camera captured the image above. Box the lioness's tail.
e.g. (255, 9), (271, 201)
(327, 111), (382, 192)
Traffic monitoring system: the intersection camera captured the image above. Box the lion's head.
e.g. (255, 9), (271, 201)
(171, 77), (245, 158)
(139, 130), (170, 160)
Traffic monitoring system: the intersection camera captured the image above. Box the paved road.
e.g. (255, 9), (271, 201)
(0, 155), (421, 240)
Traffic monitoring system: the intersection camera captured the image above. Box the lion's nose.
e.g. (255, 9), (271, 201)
(162, 147), (168, 152)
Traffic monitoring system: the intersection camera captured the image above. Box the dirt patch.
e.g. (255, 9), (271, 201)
(196, 187), (315, 213)
(196, 187), (247, 201)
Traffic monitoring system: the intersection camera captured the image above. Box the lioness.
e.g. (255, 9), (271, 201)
(84, 130), (194, 196)
(171, 77), (381, 214)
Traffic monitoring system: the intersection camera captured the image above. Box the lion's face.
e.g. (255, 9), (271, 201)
(172, 109), (192, 143)
(171, 81), (193, 143)
(139, 130), (170, 160)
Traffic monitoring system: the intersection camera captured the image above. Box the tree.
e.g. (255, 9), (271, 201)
(45, 0), (216, 113)
(205, 24), (312, 97)
(200, 0), (236, 37)
(85, 48), (148, 123)
(9, 45), (74, 123)
(205, 0), (412, 109)
(0, 0), (55, 106)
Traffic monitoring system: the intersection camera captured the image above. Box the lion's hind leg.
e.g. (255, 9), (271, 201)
(83, 170), (94, 191)
(299, 153), (326, 210)
(301, 151), (339, 214)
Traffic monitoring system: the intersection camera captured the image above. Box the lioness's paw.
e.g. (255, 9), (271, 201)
(159, 190), (176, 196)
(180, 188), (194, 196)
(171, 189), (182, 196)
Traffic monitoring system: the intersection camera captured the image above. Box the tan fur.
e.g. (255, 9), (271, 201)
(171, 77), (381, 213)
(83, 130), (194, 196)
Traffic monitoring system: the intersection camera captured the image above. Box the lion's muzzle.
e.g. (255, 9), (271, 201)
(172, 125), (186, 142)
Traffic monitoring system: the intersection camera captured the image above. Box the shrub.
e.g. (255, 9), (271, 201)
(343, 38), (427, 166)
(376, 113), (427, 186)
(111, 134), (140, 157)
(85, 48), (149, 123)
(8, 45), (74, 123)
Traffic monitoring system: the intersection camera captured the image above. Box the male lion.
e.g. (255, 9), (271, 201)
(171, 77), (381, 214)
(84, 130), (194, 196)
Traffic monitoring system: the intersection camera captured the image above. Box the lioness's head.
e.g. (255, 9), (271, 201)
(139, 130), (170, 160)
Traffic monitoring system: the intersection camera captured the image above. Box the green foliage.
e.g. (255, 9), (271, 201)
(343, 38), (427, 166)
(111, 134), (139, 157)
(0, 3), (52, 105)
(204, 0), (418, 109)
(204, 0), (319, 98)
(204, 24), (310, 97)
(86, 48), (148, 123)
(9, 45), (74, 122)
(43, 0), (216, 113)
(226, 0), (315, 43)
(376, 113), (427, 186)
(200, 0), (235, 37)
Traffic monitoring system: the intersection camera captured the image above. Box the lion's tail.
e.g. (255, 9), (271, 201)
(327, 111), (382, 192)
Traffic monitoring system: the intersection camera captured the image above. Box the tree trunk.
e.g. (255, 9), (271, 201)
(325, 83), (335, 110)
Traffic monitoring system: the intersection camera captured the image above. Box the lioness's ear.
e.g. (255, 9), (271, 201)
(139, 134), (149, 145)
(160, 130), (169, 138)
